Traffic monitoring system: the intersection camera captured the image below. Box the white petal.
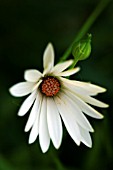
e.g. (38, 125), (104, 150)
(63, 79), (108, 108)
(39, 96), (50, 153)
(28, 94), (42, 144)
(79, 126), (92, 148)
(56, 67), (80, 77)
(24, 69), (42, 82)
(55, 96), (81, 145)
(74, 81), (107, 94)
(60, 92), (94, 132)
(28, 116), (39, 144)
(51, 60), (73, 74)
(79, 95), (109, 108)
(9, 82), (34, 97)
(61, 79), (94, 96)
(61, 77), (106, 96)
(18, 90), (37, 116)
(47, 97), (62, 149)
(25, 91), (41, 132)
(43, 43), (54, 75)
(32, 79), (42, 92)
(64, 89), (104, 119)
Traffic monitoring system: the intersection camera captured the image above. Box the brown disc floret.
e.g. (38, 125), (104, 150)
(40, 76), (61, 97)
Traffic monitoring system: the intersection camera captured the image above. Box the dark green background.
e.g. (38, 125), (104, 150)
(0, 0), (113, 170)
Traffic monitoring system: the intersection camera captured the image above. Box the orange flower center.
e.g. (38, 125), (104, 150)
(40, 76), (61, 96)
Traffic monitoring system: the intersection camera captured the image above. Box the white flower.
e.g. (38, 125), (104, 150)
(9, 43), (108, 153)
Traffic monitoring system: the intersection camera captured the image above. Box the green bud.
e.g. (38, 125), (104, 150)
(72, 34), (92, 65)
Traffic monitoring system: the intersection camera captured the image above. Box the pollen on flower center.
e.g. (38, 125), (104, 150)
(40, 76), (61, 97)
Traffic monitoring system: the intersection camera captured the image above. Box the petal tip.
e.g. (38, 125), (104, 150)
(87, 143), (92, 148)
(41, 148), (48, 153)
(101, 114), (104, 118)
(17, 112), (24, 116)
(54, 142), (61, 149)
(96, 113), (104, 119)
(24, 126), (29, 132)
(105, 104), (109, 108)
(48, 42), (53, 47)
(90, 128), (94, 133)
(76, 141), (81, 146)
(9, 87), (16, 97)
(45, 42), (54, 53)
(28, 139), (33, 144)
(28, 137), (35, 144)
(78, 142), (81, 146)
(76, 67), (81, 71)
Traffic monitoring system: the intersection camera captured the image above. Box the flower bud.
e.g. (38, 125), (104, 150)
(72, 34), (92, 64)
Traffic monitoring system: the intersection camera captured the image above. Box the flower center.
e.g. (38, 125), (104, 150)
(40, 76), (61, 96)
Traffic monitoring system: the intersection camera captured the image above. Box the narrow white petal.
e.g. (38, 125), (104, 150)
(79, 95), (109, 108)
(51, 60), (73, 74)
(43, 43), (54, 75)
(56, 67), (80, 77)
(63, 79), (108, 108)
(25, 91), (41, 132)
(60, 92), (94, 132)
(28, 116), (39, 144)
(47, 97), (62, 149)
(61, 79), (93, 96)
(9, 82), (34, 97)
(55, 96), (81, 146)
(32, 79), (42, 91)
(64, 89), (103, 119)
(24, 69), (42, 82)
(39, 96), (50, 153)
(60, 77), (107, 96)
(28, 94), (42, 144)
(74, 81), (107, 94)
(18, 90), (37, 116)
(79, 126), (92, 148)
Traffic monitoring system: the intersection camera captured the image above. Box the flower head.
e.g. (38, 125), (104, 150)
(9, 43), (108, 153)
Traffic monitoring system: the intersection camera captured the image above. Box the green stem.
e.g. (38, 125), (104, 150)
(59, 0), (111, 62)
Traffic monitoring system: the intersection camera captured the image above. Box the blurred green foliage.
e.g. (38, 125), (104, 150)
(0, 0), (113, 170)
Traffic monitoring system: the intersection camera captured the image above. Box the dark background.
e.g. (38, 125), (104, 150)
(0, 0), (113, 170)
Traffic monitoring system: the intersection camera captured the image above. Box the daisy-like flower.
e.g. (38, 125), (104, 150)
(9, 43), (108, 153)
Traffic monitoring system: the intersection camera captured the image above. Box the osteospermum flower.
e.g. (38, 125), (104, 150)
(9, 43), (108, 153)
